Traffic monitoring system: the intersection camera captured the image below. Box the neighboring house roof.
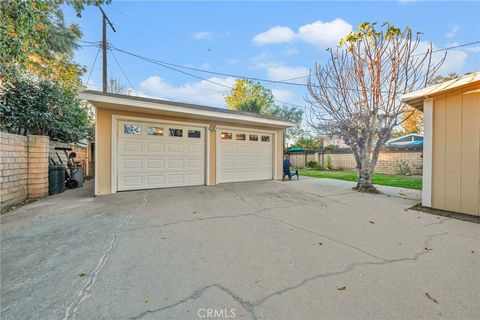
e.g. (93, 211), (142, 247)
(386, 133), (423, 146)
(80, 90), (296, 128)
(402, 72), (480, 110)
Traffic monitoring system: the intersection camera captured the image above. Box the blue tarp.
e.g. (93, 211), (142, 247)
(408, 140), (423, 146)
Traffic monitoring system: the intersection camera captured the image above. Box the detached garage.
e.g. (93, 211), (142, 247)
(80, 91), (295, 195)
(402, 72), (480, 216)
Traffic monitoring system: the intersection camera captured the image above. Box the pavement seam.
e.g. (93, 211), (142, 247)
(253, 213), (389, 262)
(63, 192), (148, 320)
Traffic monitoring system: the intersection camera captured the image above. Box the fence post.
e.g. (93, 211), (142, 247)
(27, 135), (49, 199)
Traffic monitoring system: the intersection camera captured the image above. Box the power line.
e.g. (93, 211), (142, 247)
(413, 40), (480, 56)
(112, 45), (309, 88)
(111, 39), (480, 90)
(109, 46), (307, 109)
(108, 7), (216, 53)
(110, 49), (138, 96)
(86, 47), (101, 86)
(93, 41), (479, 110)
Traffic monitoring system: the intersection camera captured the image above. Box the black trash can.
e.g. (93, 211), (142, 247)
(70, 166), (84, 188)
(48, 165), (60, 195)
(57, 165), (66, 193)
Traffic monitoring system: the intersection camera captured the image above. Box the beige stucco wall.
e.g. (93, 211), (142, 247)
(95, 108), (284, 195)
(431, 86), (480, 216)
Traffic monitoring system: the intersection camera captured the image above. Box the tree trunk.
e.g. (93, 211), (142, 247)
(355, 168), (376, 192)
(352, 140), (379, 193)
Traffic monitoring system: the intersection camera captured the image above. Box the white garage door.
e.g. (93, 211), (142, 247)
(216, 129), (273, 183)
(117, 120), (205, 191)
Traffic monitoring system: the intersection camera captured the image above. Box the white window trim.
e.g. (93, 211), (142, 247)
(111, 114), (209, 194)
(216, 126), (278, 182)
(422, 98), (433, 207)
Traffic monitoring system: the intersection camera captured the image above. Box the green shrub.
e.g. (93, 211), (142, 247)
(307, 160), (318, 168)
(325, 155), (333, 170)
(324, 144), (340, 151)
(314, 163), (325, 171)
(0, 72), (92, 143)
(394, 160), (412, 175)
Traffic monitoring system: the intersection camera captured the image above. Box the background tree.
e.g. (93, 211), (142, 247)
(0, 0), (109, 143)
(108, 76), (128, 94)
(307, 22), (443, 192)
(225, 79), (274, 113)
(0, 0), (109, 83)
(401, 107), (424, 133)
(267, 104), (304, 148)
(293, 136), (321, 150)
(428, 73), (460, 85)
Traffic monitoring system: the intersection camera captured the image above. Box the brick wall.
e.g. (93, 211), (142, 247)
(288, 149), (423, 175)
(0, 132), (29, 207)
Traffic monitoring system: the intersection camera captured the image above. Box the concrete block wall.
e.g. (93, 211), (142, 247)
(27, 135), (49, 199)
(1, 132), (51, 210)
(0, 132), (29, 207)
(288, 149), (423, 175)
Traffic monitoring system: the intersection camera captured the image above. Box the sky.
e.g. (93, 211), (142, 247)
(65, 1), (480, 109)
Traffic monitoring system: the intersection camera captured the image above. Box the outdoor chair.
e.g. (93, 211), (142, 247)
(283, 159), (299, 181)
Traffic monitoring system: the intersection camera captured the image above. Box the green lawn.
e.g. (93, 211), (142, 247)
(297, 169), (422, 190)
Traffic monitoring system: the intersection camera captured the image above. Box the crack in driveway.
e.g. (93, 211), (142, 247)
(128, 231), (448, 320)
(129, 283), (257, 320)
(123, 204), (301, 233)
(63, 193), (148, 320)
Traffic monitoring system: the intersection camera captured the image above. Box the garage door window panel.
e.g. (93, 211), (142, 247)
(124, 124), (142, 135)
(169, 128), (183, 137)
(188, 130), (201, 138)
(249, 135), (258, 141)
(236, 133), (246, 141)
(147, 127), (164, 136)
(261, 135), (270, 142)
(221, 132), (232, 139)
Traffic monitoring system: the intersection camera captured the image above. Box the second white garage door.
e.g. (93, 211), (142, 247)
(216, 128), (273, 183)
(117, 120), (205, 191)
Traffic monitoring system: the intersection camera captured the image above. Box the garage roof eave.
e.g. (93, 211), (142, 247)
(80, 90), (296, 128)
(401, 71), (480, 109)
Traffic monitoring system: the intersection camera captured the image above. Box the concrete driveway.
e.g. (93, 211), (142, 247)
(1, 179), (479, 320)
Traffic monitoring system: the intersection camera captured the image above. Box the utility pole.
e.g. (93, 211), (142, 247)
(99, 6), (116, 93)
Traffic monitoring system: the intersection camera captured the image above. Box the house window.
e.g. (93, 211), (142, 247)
(249, 135), (258, 141)
(221, 132), (232, 140)
(261, 135), (270, 142)
(188, 130), (201, 138)
(169, 128), (183, 137)
(124, 124), (141, 135)
(236, 133), (246, 141)
(147, 127), (163, 136)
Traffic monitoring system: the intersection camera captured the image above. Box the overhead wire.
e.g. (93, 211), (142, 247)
(110, 49), (138, 95)
(86, 46), (101, 86)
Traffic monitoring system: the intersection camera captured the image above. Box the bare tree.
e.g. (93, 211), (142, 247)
(307, 22), (444, 192)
